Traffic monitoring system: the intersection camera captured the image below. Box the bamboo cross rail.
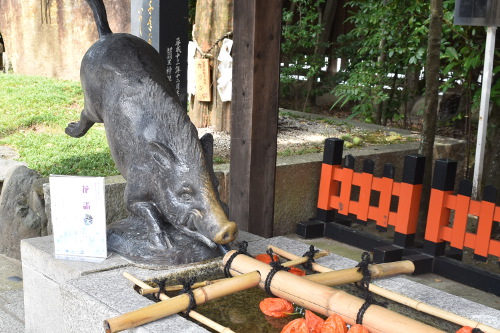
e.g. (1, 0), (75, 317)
(269, 245), (415, 285)
(105, 247), (483, 333)
(137, 249), (329, 295)
(223, 250), (444, 333)
(269, 245), (500, 333)
(104, 249), (435, 333)
(122, 272), (235, 333)
(104, 271), (262, 333)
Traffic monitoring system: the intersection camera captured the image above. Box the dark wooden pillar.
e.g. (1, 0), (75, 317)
(229, 0), (282, 238)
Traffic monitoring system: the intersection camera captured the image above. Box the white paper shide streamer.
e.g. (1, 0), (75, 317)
(217, 39), (233, 102)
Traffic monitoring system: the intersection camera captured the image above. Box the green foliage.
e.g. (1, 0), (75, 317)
(332, 0), (429, 122)
(333, 0), (490, 124)
(0, 74), (119, 177)
(439, 1), (485, 101)
(280, 0), (330, 98)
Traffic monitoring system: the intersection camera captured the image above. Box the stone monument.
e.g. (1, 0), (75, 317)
(131, 0), (189, 108)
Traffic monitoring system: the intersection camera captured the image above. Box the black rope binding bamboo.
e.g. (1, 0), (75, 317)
(301, 245), (319, 271)
(152, 278), (167, 301)
(264, 248), (290, 297)
(354, 252), (387, 325)
(223, 241), (251, 278)
(180, 277), (198, 316)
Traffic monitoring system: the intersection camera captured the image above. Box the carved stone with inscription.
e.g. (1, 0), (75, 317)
(65, 0), (237, 265)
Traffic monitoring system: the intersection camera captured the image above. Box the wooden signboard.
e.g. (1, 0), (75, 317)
(50, 175), (107, 262)
(131, 0), (189, 108)
(454, 0), (500, 26)
(195, 58), (212, 102)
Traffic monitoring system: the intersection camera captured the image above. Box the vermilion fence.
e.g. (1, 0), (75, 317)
(298, 137), (425, 248)
(296, 138), (500, 295)
(423, 159), (500, 263)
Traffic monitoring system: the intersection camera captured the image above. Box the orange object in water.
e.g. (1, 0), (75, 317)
(281, 318), (309, 333)
(305, 310), (324, 333)
(259, 298), (294, 318)
(347, 324), (369, 333)
(256, 253), (280, 264)
(255, 253), (305, 276)
(289, 266), (306, 276)
(321, 314), (347, 333)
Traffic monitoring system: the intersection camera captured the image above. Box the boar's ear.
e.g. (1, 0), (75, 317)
(200, 133), (214, 164)
(150, 141), (177, 170)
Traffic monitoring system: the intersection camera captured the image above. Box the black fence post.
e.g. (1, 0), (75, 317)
(393, 154), (426, 248)
(447, 179), (473, 260)
(296, 138), (343, 239)
(316, 138), (344, 222)
(423, 159), (457, 257)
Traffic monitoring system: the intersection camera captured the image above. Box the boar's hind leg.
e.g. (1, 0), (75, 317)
(127, 200), (173, 249)
(65, 111), (95, 138)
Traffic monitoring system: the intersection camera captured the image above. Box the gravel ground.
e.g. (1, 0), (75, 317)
(198, 113), (365, 160)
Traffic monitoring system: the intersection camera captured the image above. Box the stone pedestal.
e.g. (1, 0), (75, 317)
(21, 234), (500, 332)
(21, 236), (221, 333)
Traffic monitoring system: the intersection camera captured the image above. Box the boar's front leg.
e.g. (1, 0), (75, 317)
(128, 202), (173, 249)
(125, 185), (173, 249)
(65, 110), (95, 138)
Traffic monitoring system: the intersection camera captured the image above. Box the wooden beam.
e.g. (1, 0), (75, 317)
(229, 0), (282, 237)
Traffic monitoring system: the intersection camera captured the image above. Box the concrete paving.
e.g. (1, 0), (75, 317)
(0, 254), (24, 332)
(1, 235), (500, 333)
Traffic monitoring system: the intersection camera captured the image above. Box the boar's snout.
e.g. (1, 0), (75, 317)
(213, 220), (237, 244)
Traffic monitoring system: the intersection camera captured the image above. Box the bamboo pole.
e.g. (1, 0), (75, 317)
(139, 250), (329, 295)
(269, 245), (334, 273)
(270, 245), (500, 333)
(281, 249), (329, 267)
(224, 251), (444, 333)
(138, 278), (227, 295)
(368, 284), (500, 333)
(304, 260), (415, 285)
(269, 245), (415, 285)
(104, 271), (261, 333)
(122, 272), (235, 333)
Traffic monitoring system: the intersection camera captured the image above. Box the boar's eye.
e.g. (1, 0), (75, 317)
(179, 187), (194, 202)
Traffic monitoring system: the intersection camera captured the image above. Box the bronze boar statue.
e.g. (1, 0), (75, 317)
(65, 0), (237, 265)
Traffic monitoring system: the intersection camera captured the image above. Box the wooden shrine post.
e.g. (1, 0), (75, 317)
(229, 1), (283, 237)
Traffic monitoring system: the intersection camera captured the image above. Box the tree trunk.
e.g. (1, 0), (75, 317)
(418, 0), (444, 230)
(403, 66), (421, 129)
(374, 37), (387, 125)
(484, 103), (500, 190)
(190, 0), (232, 132)
(373, 0), (388, 125)
(381, 68), (398, 126)
(302, 0), (338, 111)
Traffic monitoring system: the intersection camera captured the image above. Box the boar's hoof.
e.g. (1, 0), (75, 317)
(107, 217), (222, 266)
(65, 118), (94, 138)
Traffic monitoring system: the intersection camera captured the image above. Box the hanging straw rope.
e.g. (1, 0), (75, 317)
(192, 31), (233, 59)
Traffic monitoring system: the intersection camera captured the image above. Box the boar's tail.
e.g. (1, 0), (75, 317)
(85, 0), (113, 38)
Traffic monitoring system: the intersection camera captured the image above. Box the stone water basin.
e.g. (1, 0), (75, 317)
(22, 233), (500, 333)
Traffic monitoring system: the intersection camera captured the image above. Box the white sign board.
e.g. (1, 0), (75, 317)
(50, 175), (107, 262)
